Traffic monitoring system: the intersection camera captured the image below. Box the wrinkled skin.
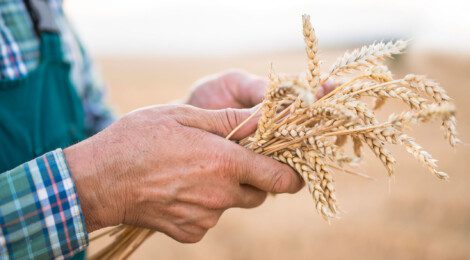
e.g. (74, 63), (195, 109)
(66, 105), (302, 243)
(65, 70), (335, 243)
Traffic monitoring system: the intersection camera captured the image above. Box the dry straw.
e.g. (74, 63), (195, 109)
(90, 14), (459, 259)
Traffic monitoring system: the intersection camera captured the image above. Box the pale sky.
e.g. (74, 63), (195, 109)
(65, 0), (470, 56)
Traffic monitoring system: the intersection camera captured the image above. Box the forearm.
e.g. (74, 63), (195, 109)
(0, 150), (88, 259)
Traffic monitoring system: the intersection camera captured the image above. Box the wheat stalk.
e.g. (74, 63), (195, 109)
(323, 40), (407, 83)
(90, 15), (459, 259)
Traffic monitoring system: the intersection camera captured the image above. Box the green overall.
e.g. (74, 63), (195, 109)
(0, 1), (87, 259)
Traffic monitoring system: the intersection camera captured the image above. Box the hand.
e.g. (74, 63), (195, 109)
(186, 70), (267, 110)
(186, 70), (338, 110)
(315, 80), (338, 100)
(64, 105), (302, 243)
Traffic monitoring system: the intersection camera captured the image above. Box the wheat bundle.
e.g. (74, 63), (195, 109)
(90, 14), (458, 259)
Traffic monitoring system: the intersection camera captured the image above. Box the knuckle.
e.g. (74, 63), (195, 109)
(170, 226), (207, 244)
(269, 170), (289, 193)
(205, 194), (233, 210)
(221, 69), (246, 81)
(191, 233), (205, 243)
(214, 151), (228, 170)
(200, 216), (219, 229)
(252, 192), (268, 207)
(219, 108), (240, 134)
(176, 233), (203, 244)
(243, 193), (267, 209)
(213, 151), (235, 177)
(185, 235), (203, 244)
(170, 104), (196, 116)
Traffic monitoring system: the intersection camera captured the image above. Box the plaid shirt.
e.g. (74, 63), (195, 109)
(0, 150), (88, 259)
(1, 0), (114, 258)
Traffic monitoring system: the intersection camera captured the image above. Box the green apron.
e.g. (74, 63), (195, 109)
(0, 1), (87, 258)
(0, 33), (86, 172)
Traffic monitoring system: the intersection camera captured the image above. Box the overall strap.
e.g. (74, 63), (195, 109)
(24, 0), (64, 62)
(24, 0), (59, 34)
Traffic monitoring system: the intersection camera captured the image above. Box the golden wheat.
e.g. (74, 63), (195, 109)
(90, 14), (458, 259)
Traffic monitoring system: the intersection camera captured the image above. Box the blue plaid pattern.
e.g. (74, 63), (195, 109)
(0, 149), (88, 259)
(0, 0), (115, 135)
(0, 0), (116, 258)
(0, 0), (39, 79)
(0, 20), (27, 79)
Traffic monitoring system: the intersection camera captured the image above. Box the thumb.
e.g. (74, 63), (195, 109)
(175, 105), (261, 140)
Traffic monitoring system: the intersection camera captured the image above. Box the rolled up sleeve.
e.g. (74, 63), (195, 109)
(0, 149), (88, 259)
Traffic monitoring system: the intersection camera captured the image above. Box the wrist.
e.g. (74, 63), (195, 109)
(64, 138), (125, 232)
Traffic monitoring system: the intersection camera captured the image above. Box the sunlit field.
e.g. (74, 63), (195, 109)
(87, 49), (470, 259)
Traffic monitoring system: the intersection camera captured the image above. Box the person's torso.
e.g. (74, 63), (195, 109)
(0, 0), (87, 90)
(0, 0), (87, 172)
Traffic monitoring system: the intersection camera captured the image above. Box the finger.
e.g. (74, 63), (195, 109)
(222, 70), (268, 108)
(196, 210), (223, 229)
(178, 224), (208, 237)
(172, 207), (222, 231)
(233, 185), (268, 208)
(234, 76), (267, 107)
(175, 105), (260, 140)
(316, 80), (339, 99)
(315, 86), (325, 100)
(226, 144), (303, 194)
(162, 223), (204, 244)
(323, 79), (338, 94)
(167, 203), (220, 226)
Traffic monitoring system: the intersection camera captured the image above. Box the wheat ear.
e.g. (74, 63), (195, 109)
(302, 14), (321, 94)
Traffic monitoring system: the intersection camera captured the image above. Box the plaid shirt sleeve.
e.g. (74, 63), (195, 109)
(0, 149), (88, 259)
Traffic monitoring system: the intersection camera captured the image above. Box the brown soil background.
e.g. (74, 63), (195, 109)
(88, 50), (470, 260)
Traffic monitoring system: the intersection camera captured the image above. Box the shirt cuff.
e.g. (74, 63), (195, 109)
(0, 149), (88, 259)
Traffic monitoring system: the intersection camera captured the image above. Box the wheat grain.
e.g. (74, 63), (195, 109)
(302, 14), (321, 94)
(91, 15), (459, 259)
(398, 134), (449, 180)
(324, 40), (407, 82)
(402, 74), (459, 146)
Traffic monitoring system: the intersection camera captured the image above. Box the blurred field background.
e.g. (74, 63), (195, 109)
(65, 0), (470, 259)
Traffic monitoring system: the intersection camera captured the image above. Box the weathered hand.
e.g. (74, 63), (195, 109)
(186, 70), (338, 110)
(64, 105), (302, 243)
(186, 70), (267, 110)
